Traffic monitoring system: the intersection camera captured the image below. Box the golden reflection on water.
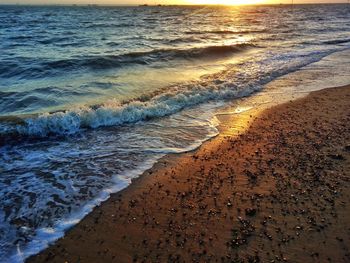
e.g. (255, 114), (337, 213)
(186, 0), (265, 5)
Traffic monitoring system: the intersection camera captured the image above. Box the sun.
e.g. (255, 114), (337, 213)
(187, 0), (265, 5)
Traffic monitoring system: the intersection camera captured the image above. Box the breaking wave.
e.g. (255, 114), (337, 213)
(12, 83), (261, 137)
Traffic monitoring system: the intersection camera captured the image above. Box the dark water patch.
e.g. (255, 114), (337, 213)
(56, 42), (86, 48)
(166, 36), (201, 44)
(0, 127), (68, 148)
(300, 38), (350, 47)
(32, 86), (88, 96)
(84, 22), (132, 29)
(37, 36), (73, 45)
(106, 41), (120, 47)
(0, 87), (90, 115)
(0, 62), (45, 79)
(0, 95), (58, 114)
(323, 38), (350, 45)
(8, 35), (35, 41)
(0, 91), (18, 98)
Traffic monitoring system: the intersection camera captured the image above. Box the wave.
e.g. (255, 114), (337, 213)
(48, 43), (256, 69)
(1, 46), (343, 140)
(323, 38), (350, 45)
(0, 43), (255, 79)
(10, 83), (261, 137)
(37, 36), (72, 45)
(300, 38), (350, 47)
(0, 87), (90, 115)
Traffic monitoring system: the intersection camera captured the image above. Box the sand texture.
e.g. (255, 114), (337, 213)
(29, 85), (350, 263)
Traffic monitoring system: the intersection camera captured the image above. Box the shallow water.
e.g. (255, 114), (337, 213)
(1, 4), (350, 262)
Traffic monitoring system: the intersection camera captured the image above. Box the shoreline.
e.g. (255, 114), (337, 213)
(28, 85), (350, 262)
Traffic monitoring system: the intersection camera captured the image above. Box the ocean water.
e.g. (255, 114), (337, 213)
(1, 4), (350, 262)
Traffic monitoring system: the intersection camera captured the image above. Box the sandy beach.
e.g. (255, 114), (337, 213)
(28, 85), (350, 263)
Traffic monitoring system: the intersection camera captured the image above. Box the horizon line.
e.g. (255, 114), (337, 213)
(0, 2), (348, 6)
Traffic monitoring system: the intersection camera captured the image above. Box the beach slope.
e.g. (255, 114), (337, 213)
(29, 85), (350, 262)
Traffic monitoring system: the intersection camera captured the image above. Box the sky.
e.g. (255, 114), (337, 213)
(0, 0), (346, 5)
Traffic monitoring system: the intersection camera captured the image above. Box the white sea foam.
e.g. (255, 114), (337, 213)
(9, 160), (155, 262)
(16, 83), (260, 137)
(6, 115), (220, 263)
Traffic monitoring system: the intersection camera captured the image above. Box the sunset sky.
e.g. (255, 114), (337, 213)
(0, 0), (346, 5)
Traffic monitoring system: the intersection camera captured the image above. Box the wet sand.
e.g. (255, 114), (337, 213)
(29, 85), (350, 263)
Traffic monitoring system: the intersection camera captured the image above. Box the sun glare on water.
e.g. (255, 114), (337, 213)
(187, 0), (265, 5)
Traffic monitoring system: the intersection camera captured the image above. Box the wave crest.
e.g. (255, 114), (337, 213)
(0, 43), (255, 79)
(14, 83), (260, 137)
(54, 43), (255, 69)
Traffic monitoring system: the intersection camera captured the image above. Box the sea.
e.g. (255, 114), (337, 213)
(0, 4), (350, 262)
